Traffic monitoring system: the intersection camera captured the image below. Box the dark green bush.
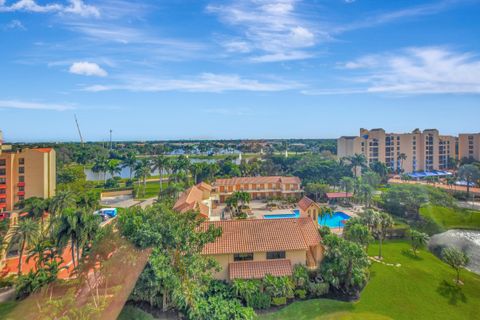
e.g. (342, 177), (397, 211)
(306, 281), (329, 298)
(246, 292), (271, 310)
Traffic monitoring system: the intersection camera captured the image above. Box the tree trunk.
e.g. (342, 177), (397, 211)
(456, 269), (460, 284)
(378, 237), (383, 259)
(71, 236), (76, 268)
(162, 287), (169, 312)
(17, 237), (26, 275)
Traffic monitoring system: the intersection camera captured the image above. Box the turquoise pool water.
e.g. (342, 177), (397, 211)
(319, 212), (351, 228)
(263, 210), (300, 219)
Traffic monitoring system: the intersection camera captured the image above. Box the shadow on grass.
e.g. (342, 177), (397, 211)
(401, 249), (424, 261)
(437, 280), (467, 305)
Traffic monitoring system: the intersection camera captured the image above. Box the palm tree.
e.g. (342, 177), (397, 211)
(121, 152), (137, 180)
(22, 197), (48, 233)
(48, 191), (76, 235)
(106, 159), (121, 180)
(339, 177), (354, 199)
(397, 153), (407, 174)
(458, 164), (480, 198)
(359, 183), (374, 207)
(56, 208), (83, 269)
(373, 212), (394, 259)
(348, 154), (367, 177)
(151, 155), (171, 196)
(92, 156), (109, 183)
(172, 155), (190, 182)
(14, 218), (39, 275)
(135, 158), (152, 198)
(318, 206), (334, 226)
(188, 162), (203, 185)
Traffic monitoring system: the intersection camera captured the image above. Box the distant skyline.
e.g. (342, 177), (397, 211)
(1, 0), (479, 141)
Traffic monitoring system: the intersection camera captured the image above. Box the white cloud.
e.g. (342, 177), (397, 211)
(69, 61), (107, 77)
(0, 99), (73, 111)
(207, 0), (319, 62)
(310, 47), (480, 95)
(2, 19), (26, 30)
(0, 0), (99, 17)
(83, 73), (302, 93)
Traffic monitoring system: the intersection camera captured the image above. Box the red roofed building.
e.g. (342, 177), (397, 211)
(326, 192), (353, 199)
(212, 176), (302, 203)
(200, 218), (323, 281)
(173, 182), (213, 218)
(297, 196), (325, 221)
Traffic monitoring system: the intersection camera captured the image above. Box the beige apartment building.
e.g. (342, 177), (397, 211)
(338, 128), (457, 173)
(459, 133), (480, 161)
(0, 131), (56, 212)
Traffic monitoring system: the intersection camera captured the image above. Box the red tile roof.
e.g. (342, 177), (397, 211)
(33, 148), (53, 153)
(297, 196), (319, 212)
(229, 259), (292, 280)
(196, 182), (212, 192)
(214, 176), (301, 187)
(173, 183), (211, 218)
(201, 217), (321, 255)
(326, 192), (353, 199)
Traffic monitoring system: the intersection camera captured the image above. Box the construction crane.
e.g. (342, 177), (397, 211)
(74, 114), (84, 146)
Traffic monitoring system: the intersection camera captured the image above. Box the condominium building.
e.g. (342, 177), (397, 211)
(459, 133), (480, 161)
(173, 182), (213, 219)
(200, 218), (323, 281)
(0, 140), (56, 212)
(338, 128), (457, 173)
(212, 176), (302, 203)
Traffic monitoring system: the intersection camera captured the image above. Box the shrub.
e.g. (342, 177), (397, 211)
(263, 275), (294, 299)
(271, 296), (287, 306)
(292, 264), (309, 289)
(0, 275), (15, 289)
(246, 292), (271, 310)
(104, 178), (120, 189)
(207, 280), (234, 300)
(306, 281), (329, 298)
(410, 216), (443, 236)
(318, 226), (331, 237)
(295, 289), (307, 299)
(232, 279), (261, 303)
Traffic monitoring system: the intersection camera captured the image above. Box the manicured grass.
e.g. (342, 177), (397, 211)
(0, 301), (18, 318)
(118, 305), (158, 320)
(420, 205), (480, 230)
(135, 181), (168, 200)
(261, 240), (480, 320)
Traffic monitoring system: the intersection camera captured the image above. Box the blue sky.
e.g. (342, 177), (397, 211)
(0, 0), (479, 142)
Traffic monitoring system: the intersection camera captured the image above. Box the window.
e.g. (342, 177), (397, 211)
(18, 196), (24, 202)
(19, 176), (24, 182)
(234, 253), (254, 262)
(19, 186), (24, 192)
(0, 159), (5, 166)
(0, 169), (5, 175)
(19, 158), (25, 165)
(19, 167), (25, 174)
(0, 189), (5, 194)
(0, 178), (6, 184)
(266, 251), (286, 260)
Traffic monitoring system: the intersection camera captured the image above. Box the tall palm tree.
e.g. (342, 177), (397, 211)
(22, 197), (48, 234)
(373, 212), (393, 259)
(348, 154), (367, 177)
(318, 206), (334, 226)
(135, 158), (152, 198)
(188, 162), (203, 185)
(106, 159), (121, 180)
(48, 191), (76, 235)
(121, 152), (137, 180)
(359, 183), (374, 207)
(92, 156), (109, 183)
(151, 155), (171, 196)
(56, 209), (83, 269)
(397, 153), (407, 174)
(172, 155), (190, 182)
(458, 164), (480, 198)
(339, 177), (354, 198)
(14, 218), (39, 275)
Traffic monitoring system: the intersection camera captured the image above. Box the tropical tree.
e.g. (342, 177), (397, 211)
(56, 208), (85, 269)
(164, 182), (185, 200)
(135, 158), (152, 198)
(318, 206), (334, 226)
(304, 182), (329, 202)
(369, 161), (390, 182)
(343, 219), (373, 251)
(409, 229), (429, 257)
(358, 183), (374, 207)
(371, 212), (394, 259)
(339, 177), (354, 198)
(14, 219), (39, 275)
(21, 197), (48, 233)
(151, 155), (172, 197)
(362, 171), (381, 188)
(106, 159), (121, 180)
(121, 152), (137, 179)
(458, 164), (480, 198)
(188, 162), (203, 185)
(441, 247), (470, 284)
(92, 156), (109, 182)
(172, 155), (190, 182)
(397, 153), (407, 174)
(347, 154), (367, 177)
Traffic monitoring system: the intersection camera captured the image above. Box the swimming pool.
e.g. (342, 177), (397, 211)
(263, 210), (300, 219)
(318, 212), (351, 228)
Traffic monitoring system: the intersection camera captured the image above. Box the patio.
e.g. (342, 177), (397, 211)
(210, 200), (298, 221)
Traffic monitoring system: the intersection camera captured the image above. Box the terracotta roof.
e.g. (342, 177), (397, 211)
(214, 176), (301, 187)
(196, 182), (212, 192)
(173, 185), (209, 218)
(229, 259), (292, 280)
(201, 217), (320, 255)
(33, 148), (53, 153)
(326, 192), (353, 199)
(297, 196), (319, 212)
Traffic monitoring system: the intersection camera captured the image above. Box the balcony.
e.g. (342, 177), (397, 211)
(0, 194), (6, 199)
(18, 182), (25, 187)
(0, 184), (6, 189)
(17, 191), (25, 196)
(0, 203), (6, 208)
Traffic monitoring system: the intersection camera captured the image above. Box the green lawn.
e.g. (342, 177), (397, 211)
(0, 301), (18, 318)
(135, 181), (168, 200)
(420, 205), (480, 230)
(261, 241), (480, 320)
(118, 305), (158, 320)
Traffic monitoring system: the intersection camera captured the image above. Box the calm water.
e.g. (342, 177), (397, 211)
(84, 158), (216, 181)
(263, 210), (301, 219)
(429, 229), (480, 275)
(319, 212), (351, 228)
